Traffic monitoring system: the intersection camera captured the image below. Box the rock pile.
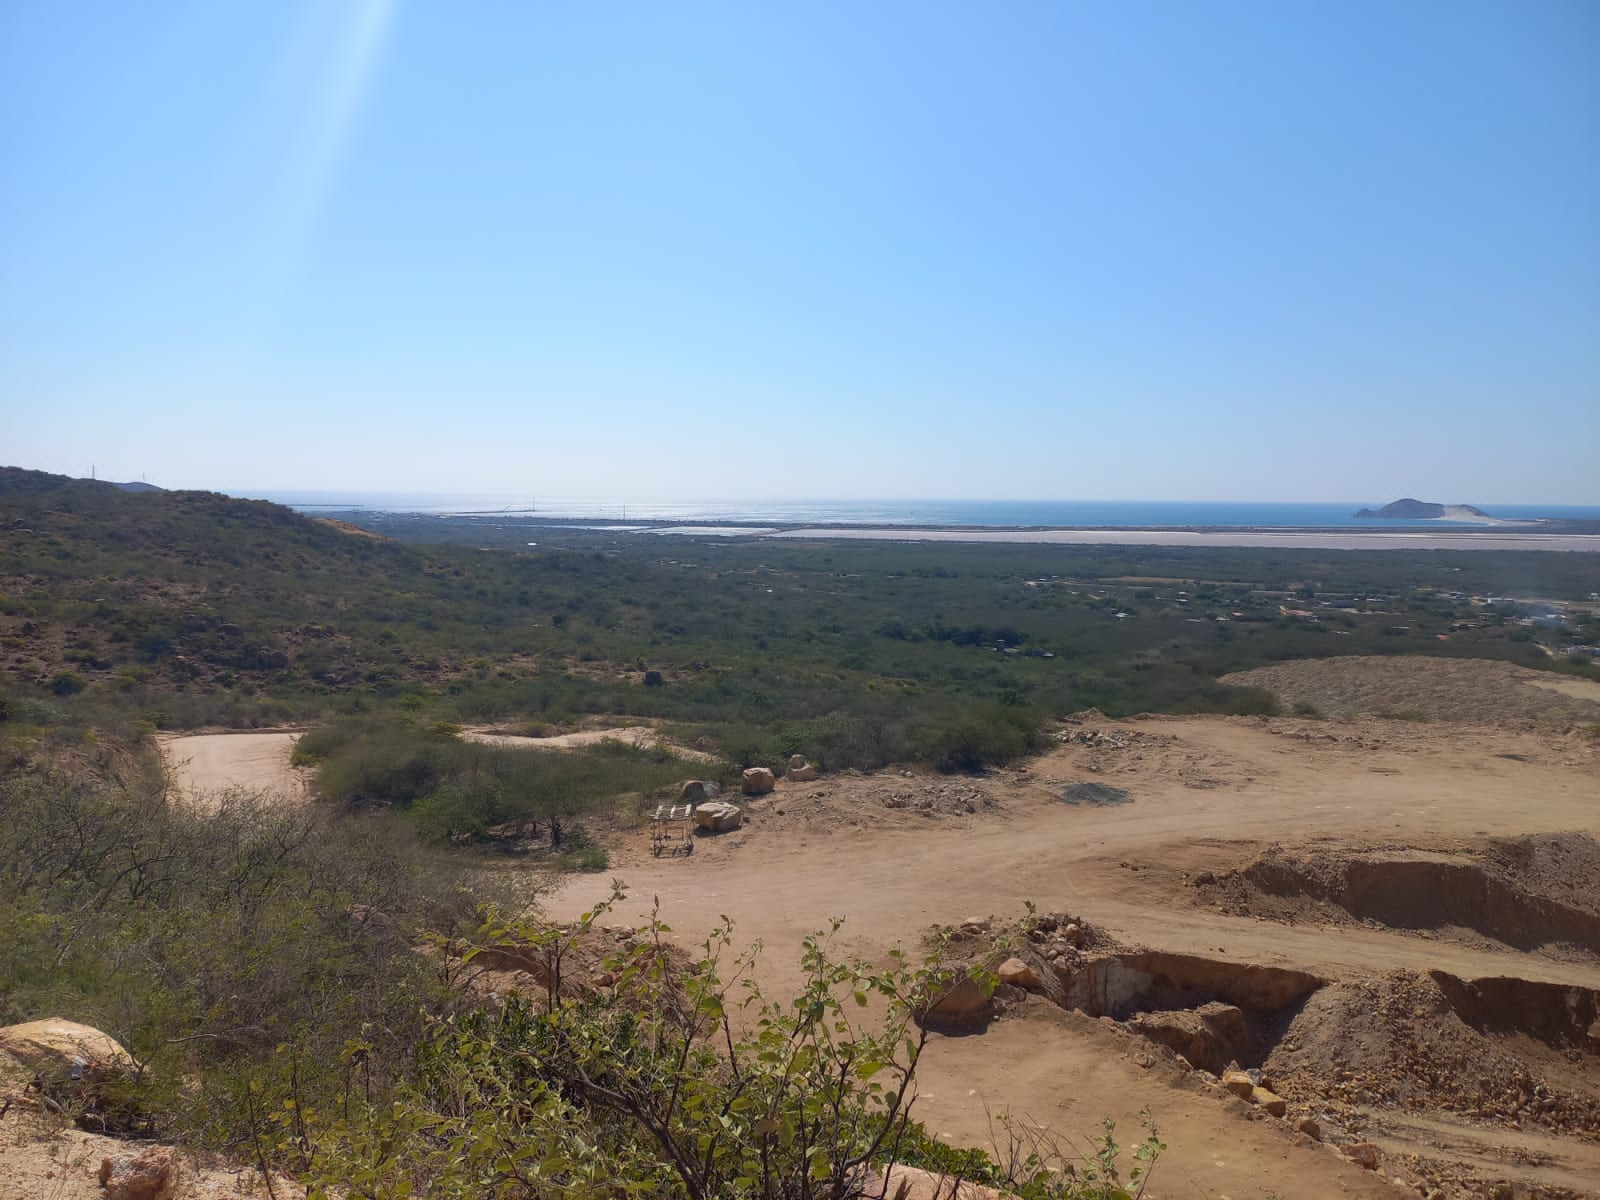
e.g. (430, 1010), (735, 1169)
(881, 782), (994, 815)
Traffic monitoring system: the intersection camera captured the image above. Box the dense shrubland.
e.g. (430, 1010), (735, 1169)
(0, 757), (471, 1147)
(4, 468), (1594, 777)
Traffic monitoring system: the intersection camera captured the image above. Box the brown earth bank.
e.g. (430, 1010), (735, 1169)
(546, 711), (1600, 1198)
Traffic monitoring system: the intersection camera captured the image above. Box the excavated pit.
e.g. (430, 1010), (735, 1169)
(1429, 971), (1600, 1052)
(1204, 833), (1600, 957)
(1058, 951), (1325, 1073)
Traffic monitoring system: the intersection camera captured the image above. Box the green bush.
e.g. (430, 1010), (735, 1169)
(304, 717), (692, 847)
(0, 769), (474, 1148)
(288, 900), (1163, 1199)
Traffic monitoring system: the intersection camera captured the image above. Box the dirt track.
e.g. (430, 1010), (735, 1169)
(547, 714), (1600, 1198)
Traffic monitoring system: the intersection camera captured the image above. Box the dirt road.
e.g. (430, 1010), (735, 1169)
(158, 730), (307, 807)
(547, 714), (1600, 1198)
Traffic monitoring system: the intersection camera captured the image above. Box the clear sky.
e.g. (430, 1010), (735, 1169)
(3, 1), (1597, 503)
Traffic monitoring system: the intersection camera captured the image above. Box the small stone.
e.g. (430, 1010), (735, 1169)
(996, 958), (1043, 991)
(1341, 1142), (1380, 1170)
(1295, 1116), (1321, 1140)
(1221, 1070), (1256, 1100)
(1251, 1087), (1288, 1117)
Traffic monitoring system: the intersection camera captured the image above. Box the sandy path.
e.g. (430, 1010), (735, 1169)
(463, 725), (719, 761)
(545, 715), (1600, 1198)
(158, 731), (307, 807)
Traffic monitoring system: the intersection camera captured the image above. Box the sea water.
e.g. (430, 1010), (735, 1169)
(245, 492), (1600, 529)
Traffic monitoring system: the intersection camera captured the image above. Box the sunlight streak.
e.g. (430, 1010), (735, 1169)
(250, 0), (396, 340)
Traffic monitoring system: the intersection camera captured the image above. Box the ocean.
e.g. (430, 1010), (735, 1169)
(244, 493), (1600, 529)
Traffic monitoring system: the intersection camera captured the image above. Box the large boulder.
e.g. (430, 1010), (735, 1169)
(741, 767), (776, 795)
(0, 1018), (139, 1128)
(1220, 1069), (1257, 1100)
(694, 800), (743, 832)
(787, 762), (818, 782)
(0, 1018), (133, 1091)
(1250, 1086), (1288, 1117)
(679, 780), (722, 804)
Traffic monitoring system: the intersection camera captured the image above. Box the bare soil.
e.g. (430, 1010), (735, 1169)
(547, 710), (1600, 1198)
(104, 678), (1600, 1197)
(463, 723), (720, 761)
(156, 731), (309, 807)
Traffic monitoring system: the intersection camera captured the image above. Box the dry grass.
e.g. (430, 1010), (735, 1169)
(1221, 655), (1600, 727)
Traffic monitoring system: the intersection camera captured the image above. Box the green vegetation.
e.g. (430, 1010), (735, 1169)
(0, 758), (470, 1147)
(0, 740), (1160, 1197)
(301, 715), (697, 848)
(5, 468), (1595, 779)
(7, 468), (1594, 1194)
(287, 902), (1164, 1199)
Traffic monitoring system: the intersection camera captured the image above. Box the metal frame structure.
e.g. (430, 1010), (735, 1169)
(650, 802), (695, 857)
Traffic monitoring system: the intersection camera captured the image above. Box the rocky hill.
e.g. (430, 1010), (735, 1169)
(1354, 498), (1492, 520)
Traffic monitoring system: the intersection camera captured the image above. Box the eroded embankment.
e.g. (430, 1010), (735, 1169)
(1267, 969), (1600, 1138)
(1201, 833), (1600, 957)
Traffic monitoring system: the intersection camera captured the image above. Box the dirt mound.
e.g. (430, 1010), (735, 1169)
(1199, 836), (1600, 957)
(879, 780), (998, 815)
(1266, 969), (1600, 1138)
(1221, 656), (1600, 727)
(1060, 781), (1132, 806)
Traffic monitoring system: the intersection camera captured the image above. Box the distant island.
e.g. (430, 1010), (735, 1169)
(1354, 498), (1494, 521)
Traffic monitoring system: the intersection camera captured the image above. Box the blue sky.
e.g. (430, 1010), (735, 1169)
(3, 1), (1596, 503)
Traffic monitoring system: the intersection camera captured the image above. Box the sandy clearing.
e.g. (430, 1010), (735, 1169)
(158, 731), (307, 807)
(545, 713), (1600, 1198)
(463, 725), (719, 761)
(158, 725), (718, 808)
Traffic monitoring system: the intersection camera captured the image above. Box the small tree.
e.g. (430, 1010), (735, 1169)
(287, 890), (1162, 1199)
